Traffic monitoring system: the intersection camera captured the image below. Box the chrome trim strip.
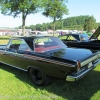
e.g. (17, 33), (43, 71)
(23, 54), (75, 67)
(0, 61), (27, 71)
(81, 53), (100, 67)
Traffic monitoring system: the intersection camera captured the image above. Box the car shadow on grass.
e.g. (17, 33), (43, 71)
(0, 64), (100, 100)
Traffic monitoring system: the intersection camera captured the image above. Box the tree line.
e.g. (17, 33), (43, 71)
(18, 15), (99, 32)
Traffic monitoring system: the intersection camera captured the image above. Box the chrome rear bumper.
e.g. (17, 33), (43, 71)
(66, 60), (100, 82)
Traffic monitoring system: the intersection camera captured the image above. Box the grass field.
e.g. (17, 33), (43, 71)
(0, 36), (100, 100)
(0, 36), (11, 44)
(0, 64), (100, 100)
(0, 40), (9, 44)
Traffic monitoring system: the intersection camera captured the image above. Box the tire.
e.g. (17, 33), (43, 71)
(0, 62), (3, 65)
(29, 67), (51, 86)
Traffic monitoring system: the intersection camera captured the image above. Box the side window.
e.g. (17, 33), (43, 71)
(67, 36), (76, 41)
(18, 40), (30, 51)
(59, 36), (67, 40)
(34, 37), (58, 52)
(7, 39), (30, 52)
(34, 37), (54, 48)
(8, 39), (21, 51)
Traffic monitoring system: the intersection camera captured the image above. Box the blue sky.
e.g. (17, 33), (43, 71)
(0, 0), (100, 28)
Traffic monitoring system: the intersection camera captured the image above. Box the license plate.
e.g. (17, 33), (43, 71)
(88, 62), (92, 68)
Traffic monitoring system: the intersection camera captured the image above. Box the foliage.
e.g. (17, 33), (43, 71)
(28, 25), (36, 31)
(42, 0), (68, 19)
(63, 15), (90, 27)
(27, 15), (96, 31)
(83, 16), (97, 32)
(97, 23), (100, 26)
(0, 0), (42, 35)
(42, 0), (69, 35)
(16, 15), (97, 31)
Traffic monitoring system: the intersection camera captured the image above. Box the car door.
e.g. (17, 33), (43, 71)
(0, 38), (32, 70)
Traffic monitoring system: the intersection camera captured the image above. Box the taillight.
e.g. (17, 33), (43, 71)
(77, 60), (81, 70)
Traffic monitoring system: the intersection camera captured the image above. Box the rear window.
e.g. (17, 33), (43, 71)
(34, 37), (66, 52)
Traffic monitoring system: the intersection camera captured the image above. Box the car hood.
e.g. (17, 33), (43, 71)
(44, 48), (93, 62)
(89, 26), (100, 40)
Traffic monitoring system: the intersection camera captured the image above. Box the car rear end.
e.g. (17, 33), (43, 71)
(66, 52), (100, 81)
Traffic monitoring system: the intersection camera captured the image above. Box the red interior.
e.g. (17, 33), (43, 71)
(35, 46), (60, 52)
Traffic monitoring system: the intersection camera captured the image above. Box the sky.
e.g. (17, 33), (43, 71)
(0, 0), (100, 28)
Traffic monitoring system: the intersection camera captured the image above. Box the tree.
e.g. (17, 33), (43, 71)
(35, 24), (42, 31)
(83, 16), (97, 32)
(0, 0), (42, 35)
(29, 25), (36, 31)
(42, 0), (69, 35)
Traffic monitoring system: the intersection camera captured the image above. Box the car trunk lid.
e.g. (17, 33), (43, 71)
(44, 48), (93, 62)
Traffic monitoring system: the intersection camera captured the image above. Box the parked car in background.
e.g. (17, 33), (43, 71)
(58, 33), (89, 42)
(0, 36), (100, 86)
(59, 26), (100, 50)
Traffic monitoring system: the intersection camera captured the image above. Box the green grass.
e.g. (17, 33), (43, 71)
(0, 40), (9, 44)
(0, 36), (11, 44)
(0, 64), (100, 100)
(0, 36), (11, 39)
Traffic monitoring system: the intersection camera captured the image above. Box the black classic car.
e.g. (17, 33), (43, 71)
(0, 36), (100, 86)
(59, 26), (100, 50)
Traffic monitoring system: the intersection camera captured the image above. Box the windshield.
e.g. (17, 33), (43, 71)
(34, 37), (67, 52)
(80, 34), (89, 41)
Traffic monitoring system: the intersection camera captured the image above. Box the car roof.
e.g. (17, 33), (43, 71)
(59, 33), (89, 41)
(11, 35), (53, 41)
(10, 36), (55, 50)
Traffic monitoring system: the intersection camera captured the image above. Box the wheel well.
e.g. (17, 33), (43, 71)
(27, 66), (32, 74)
(27, 66), (40, 74)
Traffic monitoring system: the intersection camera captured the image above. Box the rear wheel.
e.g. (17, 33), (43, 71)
(0, 62), (3, 65)
(29, 67), (51, 86)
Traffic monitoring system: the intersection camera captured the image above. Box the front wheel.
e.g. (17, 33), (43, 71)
(29, 67), (51, 86)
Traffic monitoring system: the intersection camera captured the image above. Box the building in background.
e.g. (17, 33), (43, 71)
(0, 27), (31, 36)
